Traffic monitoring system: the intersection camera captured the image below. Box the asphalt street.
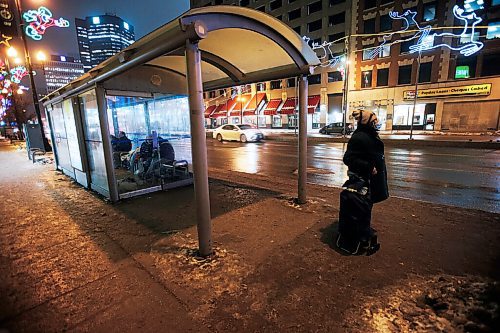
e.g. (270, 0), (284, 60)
(206, 139), (500, 213)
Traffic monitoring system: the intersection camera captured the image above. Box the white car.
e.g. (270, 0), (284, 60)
(212, 124), (264, 142)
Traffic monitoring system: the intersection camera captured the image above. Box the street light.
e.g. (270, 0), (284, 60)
(237, 95), (245, 124)
(36, 51), (47, 62)
(13, 0), (50, 149)
(7, 47), (17, 58)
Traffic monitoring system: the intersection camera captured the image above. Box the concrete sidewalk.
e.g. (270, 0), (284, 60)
(0, 140), (499, 332)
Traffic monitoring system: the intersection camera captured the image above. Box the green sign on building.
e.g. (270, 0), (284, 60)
(455, 66), (470, 79)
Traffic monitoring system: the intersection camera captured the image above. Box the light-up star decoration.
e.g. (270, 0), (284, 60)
(23, 6), (69, 41)
(369, 5), (484, 59)
(0, 34), (12, 48)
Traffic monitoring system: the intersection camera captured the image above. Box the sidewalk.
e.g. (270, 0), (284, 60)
(0, 140), (499, 332)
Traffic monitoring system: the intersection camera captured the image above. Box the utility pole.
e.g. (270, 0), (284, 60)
(409, 51), (421, 140)
(341, 35), (350, 138)
(14, 0), (50, 150)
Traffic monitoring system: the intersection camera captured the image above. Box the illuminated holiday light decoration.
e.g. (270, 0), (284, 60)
(369, 5), (484, 59)
(302, 36), (345, 68)
(0, 34), (12, 48)
(23, 6), (70, 41)
(9, 66), (30, 84)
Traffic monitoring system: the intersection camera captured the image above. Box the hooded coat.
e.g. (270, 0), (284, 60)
(343, 124), (389, 203)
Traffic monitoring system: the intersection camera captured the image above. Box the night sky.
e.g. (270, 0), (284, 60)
(21, 0), (191, 58)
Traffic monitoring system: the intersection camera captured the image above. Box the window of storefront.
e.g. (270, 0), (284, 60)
(364, 0), (377, 10)
(308, 19), (322, 32)
(363, 45), (375, 60)
(423, 2), (437, 21)
(364, 18), (375, 33)
(272, 115), (282, 128)
(328, 71), (343, 82)
(288, 115), (298, 128)
(456, 56), (476, 78)
(380, 44), (390, 58)
(288, 78), (296, 87)
(288, 8), (301, 20)
(270, 0), (282, 11)
(312, 112), (321, 129)
(400, 40), (414, 54)
(377, 68), (389, 86)
(393, 104), (426, 128)
(329, 32), (345, 42)
(486, 21), (500, 39)
(398, 65), (412, 85)
(293, 26), (301, 34)
(240, 0), (250, 6)
(256, 6), (266, 12)
(481, 53), (500, 76)
(329, 0), (345, 6)
(270, 80), (282, 89)
(329, 12), (345, 26)
(361, 70), (372, 88)
(308, 74), (321, 85)
(308, 1), (322, 14)
(418, 62), (432, 83)
(380, 14), (392, 31)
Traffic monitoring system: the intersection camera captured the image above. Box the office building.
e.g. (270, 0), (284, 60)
(191, 0), (500, 132)
(75, 14), (135, 72)
(41, 55), (85, 94)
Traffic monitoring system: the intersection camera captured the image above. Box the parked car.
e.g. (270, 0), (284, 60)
(319, 122), (353, 135)
(213, 124), (264, 142)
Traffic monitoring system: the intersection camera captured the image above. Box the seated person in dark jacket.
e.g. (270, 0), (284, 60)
(139, 135), (154, 171)
(337, 110), (388, 255)
(111, 131), (132, 167)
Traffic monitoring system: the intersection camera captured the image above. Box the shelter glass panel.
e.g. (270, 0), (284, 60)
(80, 89), (109, 195)
(106, 93), (192, 196)
(50, 102), (72, 172)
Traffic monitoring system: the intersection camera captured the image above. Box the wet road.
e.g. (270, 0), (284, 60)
(206, 140), (500, 213)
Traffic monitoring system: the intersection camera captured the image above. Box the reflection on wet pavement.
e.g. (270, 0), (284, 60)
(207, 140), (500, 213)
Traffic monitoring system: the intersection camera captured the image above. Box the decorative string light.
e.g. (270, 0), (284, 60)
(0, 34), (12, 48)
(22, 6), (69, 41)
(370, 5), (484, 59)
(9, 66), (30, 84)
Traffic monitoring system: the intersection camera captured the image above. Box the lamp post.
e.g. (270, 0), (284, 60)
(341, 36), (350, 138)
(409, 51), (421, 140)
(14, 0), (49, 149)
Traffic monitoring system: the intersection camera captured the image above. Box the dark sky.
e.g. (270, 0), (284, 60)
(21, 0), (191, 58)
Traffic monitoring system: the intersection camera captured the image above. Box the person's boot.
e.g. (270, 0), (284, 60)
(336, 233), (362, 255)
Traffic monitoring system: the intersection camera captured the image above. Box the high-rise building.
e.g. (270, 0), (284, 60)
(75, 14), (135, 72)
(191, 0), (500, 132)
(41, 55), (85, 94)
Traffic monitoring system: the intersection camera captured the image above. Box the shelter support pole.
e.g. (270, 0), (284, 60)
(96, 85), (119, 202)
(298, 75), (308, 204)
(185, 40), (213, 257)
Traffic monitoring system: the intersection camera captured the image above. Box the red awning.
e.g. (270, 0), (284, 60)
(308, 95), (320, 114)
(280, 97), (297, 115)
(204, 105), (216, 118)
(229, 94), (250, 117)
(212, 103), (227, 118)
(243, 92), (267, 116)
(263, 98), (282, 115)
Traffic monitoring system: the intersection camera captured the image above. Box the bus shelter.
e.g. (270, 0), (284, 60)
(43, 6), (320, 256)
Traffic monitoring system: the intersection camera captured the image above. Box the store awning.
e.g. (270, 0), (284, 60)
(204, 104), (217, 118)
(263, 98), (282, 115)
(280, 97), (298, 115)
(308, 95), (320, 114)
(229, 94), (250, 117)
(243, 92), (267, 116)
(212, 103), (227, 118)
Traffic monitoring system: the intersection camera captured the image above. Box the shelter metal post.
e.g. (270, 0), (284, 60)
(298, 75), (308, 204)
(96, 85), (120, 202)
(185, 40), (213, 257)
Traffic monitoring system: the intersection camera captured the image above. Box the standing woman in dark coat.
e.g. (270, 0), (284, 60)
(337, 110), (389, 255)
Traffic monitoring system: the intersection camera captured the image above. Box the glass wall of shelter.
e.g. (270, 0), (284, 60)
(46, 88), (193, 201)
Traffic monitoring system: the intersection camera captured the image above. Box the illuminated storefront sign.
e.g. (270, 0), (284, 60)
(23, 6), (69, 41)
(403, 83), (491, 100)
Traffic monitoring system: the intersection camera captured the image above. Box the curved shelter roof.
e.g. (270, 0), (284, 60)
(43, 6), (320, 104)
